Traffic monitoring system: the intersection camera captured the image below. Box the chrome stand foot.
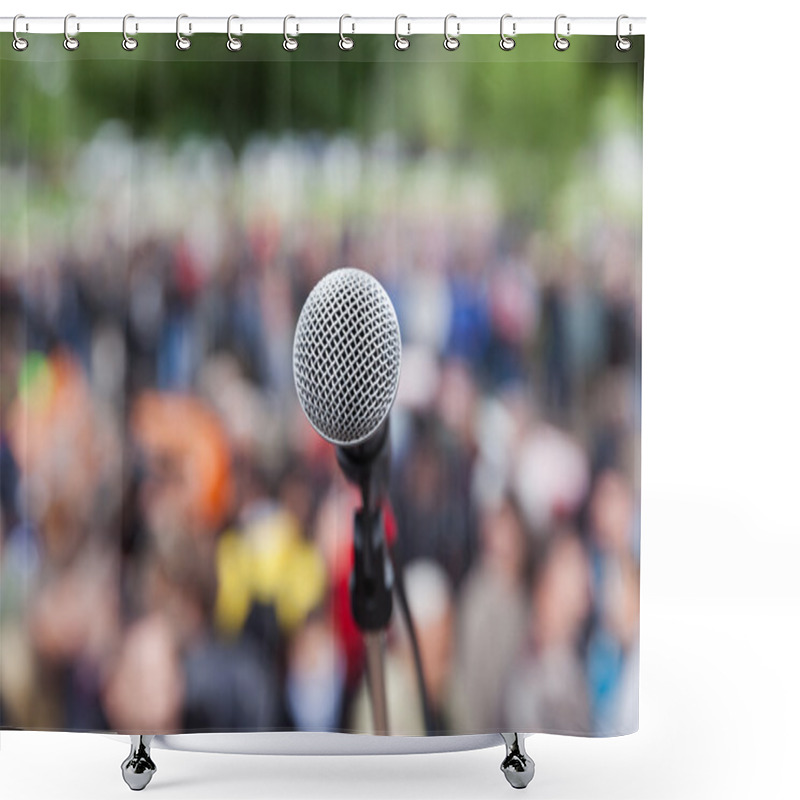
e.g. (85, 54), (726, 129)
(121, 735), (156, 791)
(500, 733), (535, 790)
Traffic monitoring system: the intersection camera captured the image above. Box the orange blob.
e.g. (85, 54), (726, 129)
(132, 392), (233, 534)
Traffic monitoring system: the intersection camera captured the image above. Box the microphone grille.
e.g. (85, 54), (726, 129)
(293, 268), (402, 446)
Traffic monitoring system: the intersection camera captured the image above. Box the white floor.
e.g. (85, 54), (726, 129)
(2, 597), (798, 799)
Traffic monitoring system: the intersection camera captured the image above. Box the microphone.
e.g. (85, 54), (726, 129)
(293, 268), (402, 734)
(293, 269), (433, 736)
(293, 267), (402, 508)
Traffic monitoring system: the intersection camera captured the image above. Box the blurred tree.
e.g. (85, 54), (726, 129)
(0, 34), (641, 215)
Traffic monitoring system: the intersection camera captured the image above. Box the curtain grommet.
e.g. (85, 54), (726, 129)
(122, 14), (138, 51)
(176, 14), (191, 50)
(616, 15), (632, 51)
(12, 14), (29, 51)
(499, 14), (516, 51)
(444, 14), (460, 51)
(554, 14), (570, 51)
(227, 15), (242, 51)
(339, 14), (355, 51)
(283, 15), (299, 51)
(394, 15), (410, 50)
(63, 13), (79, 51)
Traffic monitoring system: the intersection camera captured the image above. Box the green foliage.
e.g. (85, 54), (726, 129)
(0, 33), (642, 215)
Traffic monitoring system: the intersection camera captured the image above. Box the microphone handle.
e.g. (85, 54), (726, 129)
(350, 505), (393, 631)
(338, 418), (394, 734)
(335, 419), (390, 513)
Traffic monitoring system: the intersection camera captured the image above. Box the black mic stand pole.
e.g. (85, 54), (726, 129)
(336, 421), (393, 735)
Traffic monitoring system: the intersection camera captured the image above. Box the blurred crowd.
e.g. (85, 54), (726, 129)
(0, 130), (641, 737)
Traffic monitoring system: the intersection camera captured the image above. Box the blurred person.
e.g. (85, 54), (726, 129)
(181, 633), (282, 732)
(350, 559), (455, 735)
(485, 260), (539, 387)
(540, 248), (606, 419)
(396, 264), (452, 354)
(587, 467), (637, 568)
(600, 229), (640, 372)
(7, 351), (121, 564)
(289, 216), (340, 310)
(125, 240), (169, 394)
(392, 414), (476, 588)
(588, 371), (639, 480)
(470, 389), (528, 513)
(90, 320), (127, 411)
(276, 462), (319, 538)
(310, 484), (366, 693)
(131, 391), (233, 545)
(214, 504), (326, 639)
(156, 236), (205, 390)
(0, 506), (38, 727)
(393, 345), (441, 419)
(0, 432), (20, 537)
(28, 551), (120, 730)
(128, 391), (226, 643)
(257, 262), (297, 398)
(289, 399), (340, 490)
(541, 269), (572, 414)
(53, 258), (94, 374)
(202, 236), (271, 389)
(585, 469), (640, 733)
(286, 611), (346, 731)
(502, 530), (592, 734)
(15, 258), (91, 371)
(563, 257), (607, 409)
(5, 351), (123, 728)
(435, 358), (480, 458)
(196, 353), (290, 512)
(611, 629), (639, 734)
(103, 613), (184, 733)
(450, 497), (530, 732)
(444, 260), (490, 371)
(512, 420), (590, 536)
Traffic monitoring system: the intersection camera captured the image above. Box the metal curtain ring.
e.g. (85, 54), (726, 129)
(12, 14), (28, 51)
(444, 14), (460, 51)
(227, 15), (242, 51)
(122, 14), (138, 51)
(64, 13), (79, 50)
(616, 14), (632, 51)
(175, 14), (191, 50)
(339, 14), (354, 50)
(283, 15), (298, 51)
(394, 14), (410, 50)
(554, 14), (570, 51)
(499, 14), (515, 50)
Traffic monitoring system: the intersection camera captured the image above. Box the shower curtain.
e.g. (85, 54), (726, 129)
(0, 29), (643, 739)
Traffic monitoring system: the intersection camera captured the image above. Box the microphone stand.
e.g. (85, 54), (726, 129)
(336, 422), (393, 735)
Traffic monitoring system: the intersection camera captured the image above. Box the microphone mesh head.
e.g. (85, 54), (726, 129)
(293, 268), (402, 446)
